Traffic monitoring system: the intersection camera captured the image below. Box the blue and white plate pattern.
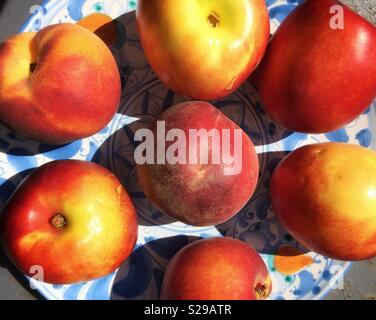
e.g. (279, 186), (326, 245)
(1, 0), (373, 300)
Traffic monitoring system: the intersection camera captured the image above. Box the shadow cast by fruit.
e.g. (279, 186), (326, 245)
(111, 235), (200, 300)
(0, 123), (67, 156)
(92, 117), (176, 227)
(216, 151), (309, 256)
(0, 169), (33, 213)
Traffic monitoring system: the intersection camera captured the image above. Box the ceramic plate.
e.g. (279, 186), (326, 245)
(4, 0), (374, 300)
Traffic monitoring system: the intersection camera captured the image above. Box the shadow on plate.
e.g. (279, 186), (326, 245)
(0, 124), (67, 156)
(216, 151), (309, 256)
(92, 116), (176, 227)
(111, 235), (200, 300)
(0, 168), (33, 213)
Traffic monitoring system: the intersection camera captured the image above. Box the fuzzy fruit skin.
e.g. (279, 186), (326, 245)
(136, 0), (270, 100)
(0, 23), (121, 144)
(161, 237), (271, 300)
(136, 101), (259, 226)
(252, 0), (376, 133)
(0, 160), (138, 284)
(271, 143), (376, 261)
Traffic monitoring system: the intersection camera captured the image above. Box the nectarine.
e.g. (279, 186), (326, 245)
(252, 0), (376, 133)
(161, 237), (271, 300)
(136, 0), (270, 100)
(271, 143), (376, 260)
(0, 160), (138, 284)
(0, 24), (121, 144)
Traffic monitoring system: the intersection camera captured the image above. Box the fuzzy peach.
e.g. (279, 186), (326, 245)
(136, 101), (259, 226)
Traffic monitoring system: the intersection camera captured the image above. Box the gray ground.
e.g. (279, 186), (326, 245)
(0, 0), (375, 300)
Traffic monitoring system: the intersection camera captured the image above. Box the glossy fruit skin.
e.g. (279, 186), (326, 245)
(0, 160), (138, 284)
(161, 237), (271, 300)
(271, 143), (376, 261)
(137, 101), (259, 226)
(136, 0), (270, 100)
(252, 0), (376, 133)
(0, 23), (121, 144)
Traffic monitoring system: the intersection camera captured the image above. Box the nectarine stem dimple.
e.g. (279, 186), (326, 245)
(207, 12), (220, 28)
(50, 214), (67, 230)
(29, 63), (37, 75)
(255, 283), (269, 300)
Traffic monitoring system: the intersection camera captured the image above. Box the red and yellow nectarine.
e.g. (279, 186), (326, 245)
(0, 23), (121, 144)
(252, 0), (376, 133)
(271, 143), (376, 260)
(0, 160), (138, 284)
(136, 0), (270, 100)
(161, 237), (271, 300)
